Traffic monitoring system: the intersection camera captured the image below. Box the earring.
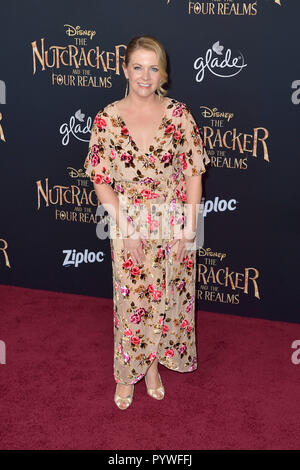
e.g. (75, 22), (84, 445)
(125, 78), (129, 97)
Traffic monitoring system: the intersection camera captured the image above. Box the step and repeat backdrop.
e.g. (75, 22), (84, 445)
(0, 0), (298, 323)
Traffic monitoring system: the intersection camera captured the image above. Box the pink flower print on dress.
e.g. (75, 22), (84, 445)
(120, 126), (129, 136)
(91, 143), (99, 154)
(165, 124), (175, 134)
(165, 348), (174, 358)
(120, 152), (133, 163)
(147, 283), (155, 293)
(103, 175), (112, 184)
(152, 290), (162, 301)
(94, 116), (107, 129)
(114, 315), (120, 328)
(110, 148), (117, 159)
(177, 280), (186, 291)
(147, 214), (160, 231)
(172, 104), (185, 117)
(178, 344), (187, 354)
(179, 152), (188, 171)
(140, 189), (160, 200)
(185, 303), (193, 314)
(130, 266), (141, 276)
(185, 295), (195, 314)
(121, 286), (130, 296)
(186, 259), (194, 269)
(94, 174), (103, 184)
(188, 356), (197, 372)
(136, 307), (146, 316)
(130, 374), (144, 384)
(130, 312), (142, 324)
(180, 319), (189, 329)
(123, 352), (131, 364)
(160, 152), (173, 163)
(115, 183), (125, 193)
(124, 328), (133, 337)
(170, 198), (177, 211)
(123, 259), (133, 269)
(90, 153), (100, 167)
(179, 152), (186, 163)
(173, 130), (182, 141)
(165, 243), (171, 257)
(131, 336), (140, 345)
(182, 161), (188, 170)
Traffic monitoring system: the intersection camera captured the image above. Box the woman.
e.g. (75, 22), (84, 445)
(84, 35), (210, 410)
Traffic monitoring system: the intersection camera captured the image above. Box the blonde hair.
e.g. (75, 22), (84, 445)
(123, 35), (168, 98)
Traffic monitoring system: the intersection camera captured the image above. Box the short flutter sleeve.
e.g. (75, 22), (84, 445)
(84, 109), (114, 187)
(178, 103), (210, 177)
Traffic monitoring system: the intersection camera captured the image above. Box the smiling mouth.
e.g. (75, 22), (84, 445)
(138, 83), (151, 87)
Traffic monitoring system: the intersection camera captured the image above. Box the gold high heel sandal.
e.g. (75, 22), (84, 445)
(145, 371), (165, 400)
(114, 383), (134, 410)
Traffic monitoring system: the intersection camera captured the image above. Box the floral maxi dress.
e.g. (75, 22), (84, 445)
(84, 96), (210, 385)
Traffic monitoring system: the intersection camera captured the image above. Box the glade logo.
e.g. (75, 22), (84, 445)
(63, 249), (105, 267)
(60, 109), (92, 145)
(0, 340), (6, 364)
(64, 24), (96, 40)
(194, 41), (247, 82)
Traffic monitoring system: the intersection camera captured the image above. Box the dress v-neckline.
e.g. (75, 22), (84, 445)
(114, 97), (169, 155)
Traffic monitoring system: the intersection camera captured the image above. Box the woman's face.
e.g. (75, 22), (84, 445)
(122, 48), (161, 98)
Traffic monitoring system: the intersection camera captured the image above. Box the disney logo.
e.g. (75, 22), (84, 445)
(200, 106), (234, 122)
(64, 24), (96, 40)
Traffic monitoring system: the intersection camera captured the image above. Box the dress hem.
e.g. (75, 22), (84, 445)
(114, 360), (198, 385)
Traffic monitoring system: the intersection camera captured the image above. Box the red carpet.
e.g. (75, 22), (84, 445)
(0, 284), (299, 450)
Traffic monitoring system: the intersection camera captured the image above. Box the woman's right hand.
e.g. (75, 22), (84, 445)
(123, 231), (149, 265)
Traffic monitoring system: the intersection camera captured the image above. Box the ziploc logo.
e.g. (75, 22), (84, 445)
(63, 249), (105, 267)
